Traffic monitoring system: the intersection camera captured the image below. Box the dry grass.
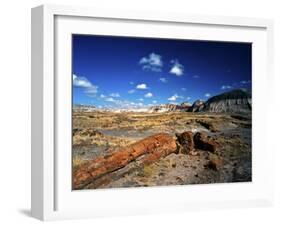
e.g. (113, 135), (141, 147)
(73, 156), (87, 169)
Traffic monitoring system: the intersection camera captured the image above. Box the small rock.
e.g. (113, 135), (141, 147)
(189, 150), (199, 156)
(176, 176), (184, 183)
(207, 156), (224, 171)
(193, 132), (217, 152)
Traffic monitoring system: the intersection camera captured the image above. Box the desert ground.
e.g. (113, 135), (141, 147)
(72, 111), (251, 190)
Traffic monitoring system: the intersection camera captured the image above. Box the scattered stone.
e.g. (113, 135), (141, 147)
(176, 176), (184, 183)
(189, 150), (199, 156)
(193, 132), (217, 153)
(206, 155), (224, 171)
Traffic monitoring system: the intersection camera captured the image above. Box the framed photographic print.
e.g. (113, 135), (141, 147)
(31, 4), (274, 221)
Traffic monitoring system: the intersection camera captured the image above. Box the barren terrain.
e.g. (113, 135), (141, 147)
(73, 111), (251, 189)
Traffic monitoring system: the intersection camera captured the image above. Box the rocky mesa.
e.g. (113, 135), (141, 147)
(204, 89), (251, 113)
(148, 89), (251, 114)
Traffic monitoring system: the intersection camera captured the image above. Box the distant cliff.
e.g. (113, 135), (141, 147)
(203, 89), (251, 113)
(148, 102), (191, 113)
(189, 100), (205, 112)
(149, 89), (251, 114)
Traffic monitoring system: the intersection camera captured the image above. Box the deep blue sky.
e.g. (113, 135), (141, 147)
(72, 34), (251, 109)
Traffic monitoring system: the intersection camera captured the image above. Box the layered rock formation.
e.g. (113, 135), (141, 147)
(147, 89), (252, 114)
(180, 102), (192, 108)
(204, 89), (251, 113)
(189, 100), (205, 112)
(73, 104), (96, 112)
(148, 103), (191, 113)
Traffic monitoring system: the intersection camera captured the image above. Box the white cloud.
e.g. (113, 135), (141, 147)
(168, 96), (177, 101)
(145, 92), (153, 98)
(102, 98), (152, 110)
(205, 93), (211, 98)
(129, 81), (134, 85)
(221, 85), (232, 90)
(105, 97), (115, 102)
(139, 53), (163, 72)
(159, 77), (168, 83)
(240, 80), (251, 85)
(152, 100), (157, 104)
(170, 60), (184, 76)
(100, 94), (106, 98)
(186, 96), (191, 100)
(73, 74), (92, 88)
(84, 86), (98, 95)
(168, 94), (184, 101)
(110, 93), (120, 98)
(139, 98), (144, 101)
(128, 89), (135, 94)
(181, 88), (187, 91)
(136, 83), (148, 89)
(73, 74), (98, 96)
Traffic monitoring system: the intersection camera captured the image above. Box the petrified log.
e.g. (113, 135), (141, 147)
(176, 131), (194, 154)
(73, 133), (177, 189)
(193, 132), (217, 153)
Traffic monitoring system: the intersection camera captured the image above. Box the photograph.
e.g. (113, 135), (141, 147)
(72, 34), (252, 190)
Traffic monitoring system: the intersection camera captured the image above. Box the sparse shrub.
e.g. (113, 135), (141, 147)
(142, 165), (156, 177)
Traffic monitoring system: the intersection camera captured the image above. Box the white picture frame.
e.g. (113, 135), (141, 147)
(31, 4), (274, 221)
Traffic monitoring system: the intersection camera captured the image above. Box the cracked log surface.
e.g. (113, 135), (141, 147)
(73, 133), (177, 189)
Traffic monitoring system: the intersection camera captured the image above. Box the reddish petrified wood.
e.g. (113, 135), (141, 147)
(176, 131), (194, 154)
(73, 133), (177, 189)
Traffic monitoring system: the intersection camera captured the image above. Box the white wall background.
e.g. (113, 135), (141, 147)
(0, 0), (280, 225)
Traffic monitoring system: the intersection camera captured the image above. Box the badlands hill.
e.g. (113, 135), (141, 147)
(204, 89), (251, 113)
(149, 89), (251, 114)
